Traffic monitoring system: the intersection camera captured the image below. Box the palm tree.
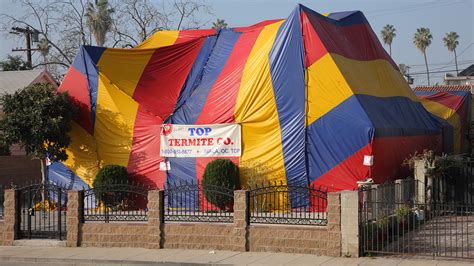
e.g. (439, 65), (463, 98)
(85, 0), (114, 47)
(381, 24), (396, 56)
(413, 27), (433, 85)
(443, 31), (460, 75)
(212, 19), (228, 30)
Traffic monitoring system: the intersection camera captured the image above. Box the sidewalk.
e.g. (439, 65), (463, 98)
(0, 246), (472, 265)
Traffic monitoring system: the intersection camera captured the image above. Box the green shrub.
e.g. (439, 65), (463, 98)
(202, 159), (240, 210)
(93, 165), (129, 206)
(395, 206), (412, 223)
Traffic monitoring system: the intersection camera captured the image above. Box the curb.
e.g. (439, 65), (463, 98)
(0, 256), (232, 265)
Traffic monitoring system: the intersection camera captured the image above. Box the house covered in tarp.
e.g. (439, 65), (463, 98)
(415, 86), (472, 155)
(50, 5), (444, 192)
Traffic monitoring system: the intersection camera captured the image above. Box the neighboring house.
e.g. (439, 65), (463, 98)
(444, 64), (474, 85)
(414, 84), (474, 155)
(0, 70), (58, 155)
(414, 84), (473, 121)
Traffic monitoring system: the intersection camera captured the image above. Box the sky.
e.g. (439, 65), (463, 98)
(0, 0), (473, 86)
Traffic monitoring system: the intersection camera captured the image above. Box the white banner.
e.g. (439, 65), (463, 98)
(160, 124), (241, 158)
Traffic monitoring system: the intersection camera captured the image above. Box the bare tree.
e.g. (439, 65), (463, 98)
(0, 0), (93, 78)
(173, 0), (212, 30)
(112, 0), (213, 47)
(1, 0), (213, 77)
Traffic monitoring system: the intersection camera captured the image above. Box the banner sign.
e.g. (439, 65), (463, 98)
(160, 124), (241, 158)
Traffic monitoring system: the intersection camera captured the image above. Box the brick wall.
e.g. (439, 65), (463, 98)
(163, 223), (234, 250)
(247, 192), (341, 256)
(68, 190), (346, 256)
(0, 187), (358, 257)
(80, 223), (149, 248)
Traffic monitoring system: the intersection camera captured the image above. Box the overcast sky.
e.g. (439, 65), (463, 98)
(0, 0), (473, 86)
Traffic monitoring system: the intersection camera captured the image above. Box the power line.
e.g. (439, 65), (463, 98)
(409, 69), (461, 75)
(367, 0), (465, 17)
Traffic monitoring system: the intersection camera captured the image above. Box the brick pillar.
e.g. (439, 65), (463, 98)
(147, 190), (163, 249)
(340, 190), (359, 257)
(326, 192), (341, 257)
(2, 189), (18, 245)
(66, 190), (83, 247)
(232, 190), (249, 252)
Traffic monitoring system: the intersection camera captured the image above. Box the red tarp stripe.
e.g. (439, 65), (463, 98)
(128, 39), (205, 188)
(371, 135), (443, 183)
(234, 19), (283, 32)
(195, 28), (263, 124)
(311, 143), (372, 192)
(194, 29), (263, 190)
(58, 67), (94, 134)
(132, 38), (205, 119)
(127, 106), (167, 188)
(301, 11), (328, 68)
(419, 92), (466, 116)
(175, 29), (216, 44)
(302, 9), (396, 68)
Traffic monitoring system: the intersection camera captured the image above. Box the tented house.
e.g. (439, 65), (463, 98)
(50, 5), (445, 192)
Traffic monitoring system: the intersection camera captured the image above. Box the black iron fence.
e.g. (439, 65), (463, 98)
(82, 181), (151, 223)
(18, 181), (68, 240)
(438, 159), (474, 205)
(163, 180), (234, 223)
(360, 200), (474, 259)
(248, 182), (328, 226)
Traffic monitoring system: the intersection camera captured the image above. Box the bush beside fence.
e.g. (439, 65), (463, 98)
(82, 181), (152, 223)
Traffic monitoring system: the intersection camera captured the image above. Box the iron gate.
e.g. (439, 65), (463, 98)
(359, 179), (474, 259)
(17, 181), (68, 239)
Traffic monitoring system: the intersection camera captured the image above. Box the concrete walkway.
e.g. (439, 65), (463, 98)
(0, 246), (472, 265)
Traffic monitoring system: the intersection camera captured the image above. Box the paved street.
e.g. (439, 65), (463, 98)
(0, 246), (472, 265)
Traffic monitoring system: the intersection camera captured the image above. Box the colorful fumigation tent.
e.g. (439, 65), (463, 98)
(50, 5), (444, 192)
(415, 91), (472, 155)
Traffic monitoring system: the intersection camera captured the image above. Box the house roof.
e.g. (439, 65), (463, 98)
(0, 69), (57, 95)
(459, 64), (474, 77)
(414, 84), (473, 92)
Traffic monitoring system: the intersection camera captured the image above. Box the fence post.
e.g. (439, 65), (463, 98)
(370, 184), (381, 219)
(395, 179), (403, 203)
(327, 192), (342, 257)
(414, 159), (427, 204)
(2, 189), (18, 245)
(232, 190), (249, 252)
(340, 190), (359, 257)
(147, 190), (163, 249)
(66, 190), (82, 247)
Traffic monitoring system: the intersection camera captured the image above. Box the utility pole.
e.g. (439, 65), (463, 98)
(10, 26), (39, 68)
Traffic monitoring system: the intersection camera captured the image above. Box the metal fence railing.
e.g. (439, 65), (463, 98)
(82, 181), (151, 223)
(248, 182), (328, 226)
(163, 181), (234, 223)
(360, 200), (474, 259)
(441, 159), (474, 205)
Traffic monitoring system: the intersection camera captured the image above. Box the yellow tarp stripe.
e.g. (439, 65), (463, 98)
(421, 99), (463, 154)
(306, 53), (418, 126)
(62, 122), (99, 187)
(234, 21), (287, 187)
(94, 72), (139, 168)
(135, 30), (180, 49)
(97, 49), (155, 97)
